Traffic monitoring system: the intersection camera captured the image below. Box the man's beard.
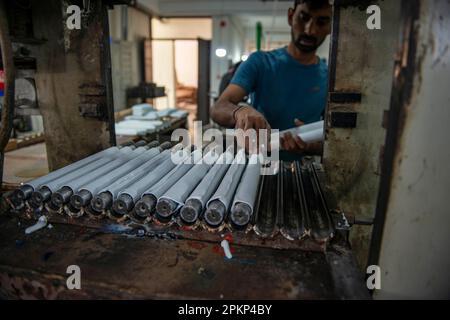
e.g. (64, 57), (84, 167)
(291, 31), (324, 53)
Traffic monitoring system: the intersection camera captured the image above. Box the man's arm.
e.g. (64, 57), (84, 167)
(281, 132), (323, 156)
(280, 119), (323, 156)
(210, 84), (270, 130)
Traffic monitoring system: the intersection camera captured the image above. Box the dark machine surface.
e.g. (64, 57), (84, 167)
(0, 159), (371, 299)
(0, 214), (369, 300)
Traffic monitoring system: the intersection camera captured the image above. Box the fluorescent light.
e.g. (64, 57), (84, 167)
(215, 48), (227, 58)
(241, 54), (249, 61)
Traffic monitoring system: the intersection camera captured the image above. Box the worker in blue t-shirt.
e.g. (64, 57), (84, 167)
(211, 0), (331, 159)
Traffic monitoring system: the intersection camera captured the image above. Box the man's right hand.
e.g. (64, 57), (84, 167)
(234, 105), (271, 131)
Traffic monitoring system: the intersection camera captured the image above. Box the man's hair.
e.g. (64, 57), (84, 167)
(294, 0), (330, 10)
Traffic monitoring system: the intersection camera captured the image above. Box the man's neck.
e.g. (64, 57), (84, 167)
(287, 42), (318, 65)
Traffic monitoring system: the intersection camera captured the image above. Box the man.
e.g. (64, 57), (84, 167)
(210, 0), (331, 159)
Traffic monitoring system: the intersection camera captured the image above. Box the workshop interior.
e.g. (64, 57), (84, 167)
(0, 0), (449, 300)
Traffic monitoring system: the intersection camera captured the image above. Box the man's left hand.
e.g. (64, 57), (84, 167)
(280, 132), (308, 153)
(280, 119), (308, 154)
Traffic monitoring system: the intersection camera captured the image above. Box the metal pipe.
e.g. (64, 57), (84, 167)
(71, 146), (161, 214)
(134, 150), (202, 220)
(179, 149), (234, 224)
(118, 145), (188, 219)
(57, 146), (141, 211)
(11, 140), (144, 207)
(204, 149), (246, 228)
(30, 146), (141, 209)
(152, 150), (203, 221)
(179, 198), (203, 224)
(230, 202), (253, 228)
(155, 198), (178, 218)
(93, 151), (169, 213)
(10, 145), (124, 208)
(117, 161), (174, 218)
(133, 194), (156, 219)
(230, 154), (261, 228)
(156, 146), (221, 219)
(204, 199), (227, 227)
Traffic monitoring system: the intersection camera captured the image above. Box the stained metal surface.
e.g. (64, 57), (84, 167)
(323, 0), (403, 269)
(372, 0), (450, 299)
(0, 216), (369, 299)
(29, 0), (114, 170)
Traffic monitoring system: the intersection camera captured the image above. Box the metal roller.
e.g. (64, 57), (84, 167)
(8, 145), (129, 210)
(134, 149), (203, 221)
(179, 148), (234, 224)
(204, 149), (246, 228)
(87, 142), (172, 215)
(29, 146), (142, 209)
(114, 145), (187, 220)
(47, 145), (151, 210)
(68, 144), (162, 215)
(93, 152), (169, 214)
(229, 154), (261, 228)
(156, 146), (221, 220)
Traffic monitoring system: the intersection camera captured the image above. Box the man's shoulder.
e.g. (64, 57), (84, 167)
(248, 47), (286, 60)
(318, 58), (329, 76)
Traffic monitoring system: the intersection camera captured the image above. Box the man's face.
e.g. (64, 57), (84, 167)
(288, 3), (332, 53)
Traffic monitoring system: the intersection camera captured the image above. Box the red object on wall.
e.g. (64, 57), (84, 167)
(0, 70), (5, 96)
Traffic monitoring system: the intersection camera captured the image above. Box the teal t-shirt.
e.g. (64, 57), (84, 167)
(231, 47), (328, 130)
(230, 47), (328, 160)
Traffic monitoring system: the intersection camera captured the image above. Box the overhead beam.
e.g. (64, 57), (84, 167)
(157, 0), (291, 16)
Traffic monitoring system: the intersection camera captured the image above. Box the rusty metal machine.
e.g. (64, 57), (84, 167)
(7, 142), (339, 249)
(1, 0), (449, 300)
(3, 140), (365, 299)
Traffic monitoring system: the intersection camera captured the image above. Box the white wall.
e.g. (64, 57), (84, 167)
(109, 6), (151, 110)
(152, 40), (176, 110)
(151, 18), (212, 109)
(175, 41), (199, 87)
(152, 18), (212, 39)
(210, 15), (245, 98)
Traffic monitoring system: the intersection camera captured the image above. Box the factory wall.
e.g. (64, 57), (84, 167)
(152, 40), (176, 109)
(210, 16), (245, 99)
(108, 6), (151, 111)
(151, 18), (212, 110)
(375, 0), (450, 299)
(322, 1), (402, 270)
(152, 18), (212, 39)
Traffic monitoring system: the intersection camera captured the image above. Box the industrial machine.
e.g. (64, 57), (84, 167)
(0, 0), (449, 300)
